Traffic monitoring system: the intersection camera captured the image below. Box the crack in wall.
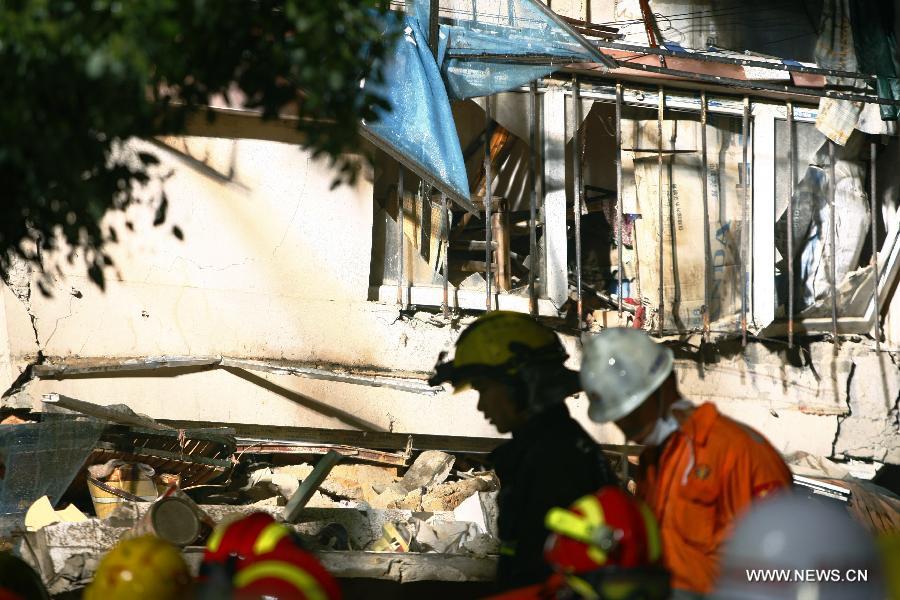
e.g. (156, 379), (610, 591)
(831, 359), (856, 461)
(1, 269), (46, 399)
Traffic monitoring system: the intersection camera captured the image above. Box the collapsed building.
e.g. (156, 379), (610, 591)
(0, 0), (898, 596)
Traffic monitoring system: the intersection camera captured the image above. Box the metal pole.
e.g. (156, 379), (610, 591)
(657, 87), (664, 336)
(529, 81), (539, 317)
(484, 96), (494, 311)
(428, 0), (439, 60)
(573, 75), (584, 329)
(701, 91), (711, 341)
(397, 166), (405, 307)
(828, 141), (838, 340)
(786, 101), (795, 348)
(740, 97), (750, 346)
(442, 193), (450, 319)
(870, 141), (881, 349)
(616, 82), (624, 317)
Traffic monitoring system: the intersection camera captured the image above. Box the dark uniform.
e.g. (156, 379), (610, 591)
(490, 403), (619, 590)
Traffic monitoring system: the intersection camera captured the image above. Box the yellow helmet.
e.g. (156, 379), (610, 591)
(429, 311), (569, 388)
(85, 535), (192, 600)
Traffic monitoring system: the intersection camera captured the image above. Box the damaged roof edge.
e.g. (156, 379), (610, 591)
(527, 0), (617, 70)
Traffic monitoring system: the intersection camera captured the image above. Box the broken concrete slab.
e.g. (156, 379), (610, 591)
(453, 491), (499, 539)
(19, 503), (479, 593)
(275, 463), (398, 503)
(834, 353), (900, 463)
(400, 450), (455, 491)
(422, 475), (500, 512)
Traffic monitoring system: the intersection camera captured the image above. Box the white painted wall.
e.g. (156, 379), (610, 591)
(0, 130), (895, 464)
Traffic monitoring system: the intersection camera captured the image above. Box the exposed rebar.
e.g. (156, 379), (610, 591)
(701, 90), (711, 342)
(484, 97), (494, 311)
(397, 166), (405, 307)
(529, 81), (539, 317)
(786, 101), (795, 348)
(573, 75), (584, 329)
(829, 141), (838, 341)
(870, 141), (882, 350)
(616, 82), (624, 316)
(657, 87), (665, 336)
(740, 97), (750, 346)
(441, 192), (449, 319)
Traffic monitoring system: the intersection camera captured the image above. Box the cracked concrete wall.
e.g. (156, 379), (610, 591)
(0, 134), (620, 442)
(0, 135), (896, 462)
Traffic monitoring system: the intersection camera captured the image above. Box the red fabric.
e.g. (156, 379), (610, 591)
(202, 512), (341, 600)
(544, 487), (654, 573)
(235, 546), (342, 600)
(203, 513), (288, 565)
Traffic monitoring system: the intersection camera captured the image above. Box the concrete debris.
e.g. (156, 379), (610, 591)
(834, 353), (900, 463)
(247, 467), (301, 500)
(274, 463), (397, 503)
(422, 474), (500, 512)
(453, 491), (499, 539)
(786, 451), (851, 480)
(367, 483), (423, 510)
(400, 450), (456, 491)
(412, 519), (499, 555)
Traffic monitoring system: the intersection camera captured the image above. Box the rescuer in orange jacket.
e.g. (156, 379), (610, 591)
(580, 328), (792, 598)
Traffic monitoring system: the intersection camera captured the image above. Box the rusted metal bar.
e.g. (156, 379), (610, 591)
(740, 97), (750, 346)
(616, 82), (624, 316)
(594, 40), (879, 81)
(42, 393), (173, 430)
(441, 192), (450, 319)
(610, 60), (900, 107)
(786, 101), (795, 348)
(484, 97), (494, 311)
(428, 0), (439, 59)
(701, 91), (711, 341)
(870, 141), (881, 350)
(573, 75), (584, 329)
(397, 165), (405, 307)
(493, 199), (512, 291)
(529, 81), (539, 316)
(657, 86), (664, 336)
(233, 442), (410, 467)
(828, 141), (838, 341)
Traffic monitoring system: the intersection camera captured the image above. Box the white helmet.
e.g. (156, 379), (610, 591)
(712, 494), (884, 600)
(580, 328), (674, 423)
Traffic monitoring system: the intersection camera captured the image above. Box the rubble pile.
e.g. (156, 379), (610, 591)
(0, 413), (503, 594)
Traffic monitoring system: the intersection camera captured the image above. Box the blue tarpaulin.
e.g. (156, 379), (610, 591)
(362, 15), (472, 209)
(362, 0), (611, 210)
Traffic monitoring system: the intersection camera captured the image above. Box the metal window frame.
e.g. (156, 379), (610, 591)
(372, 81), (899, 334)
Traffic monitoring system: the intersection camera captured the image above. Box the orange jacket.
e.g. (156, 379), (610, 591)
(637, 402), (792, 595)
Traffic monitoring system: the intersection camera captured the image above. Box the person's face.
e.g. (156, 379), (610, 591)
(471, 378), (525, 434)
(614, 390), (662, 443)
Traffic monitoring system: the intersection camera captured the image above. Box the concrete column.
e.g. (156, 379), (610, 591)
(752, 112), (776, 329)
(542, 88), (569, 307)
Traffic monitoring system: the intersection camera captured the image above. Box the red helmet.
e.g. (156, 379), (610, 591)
(200, 512), (341, 600)
(544, 486), (661, 574)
